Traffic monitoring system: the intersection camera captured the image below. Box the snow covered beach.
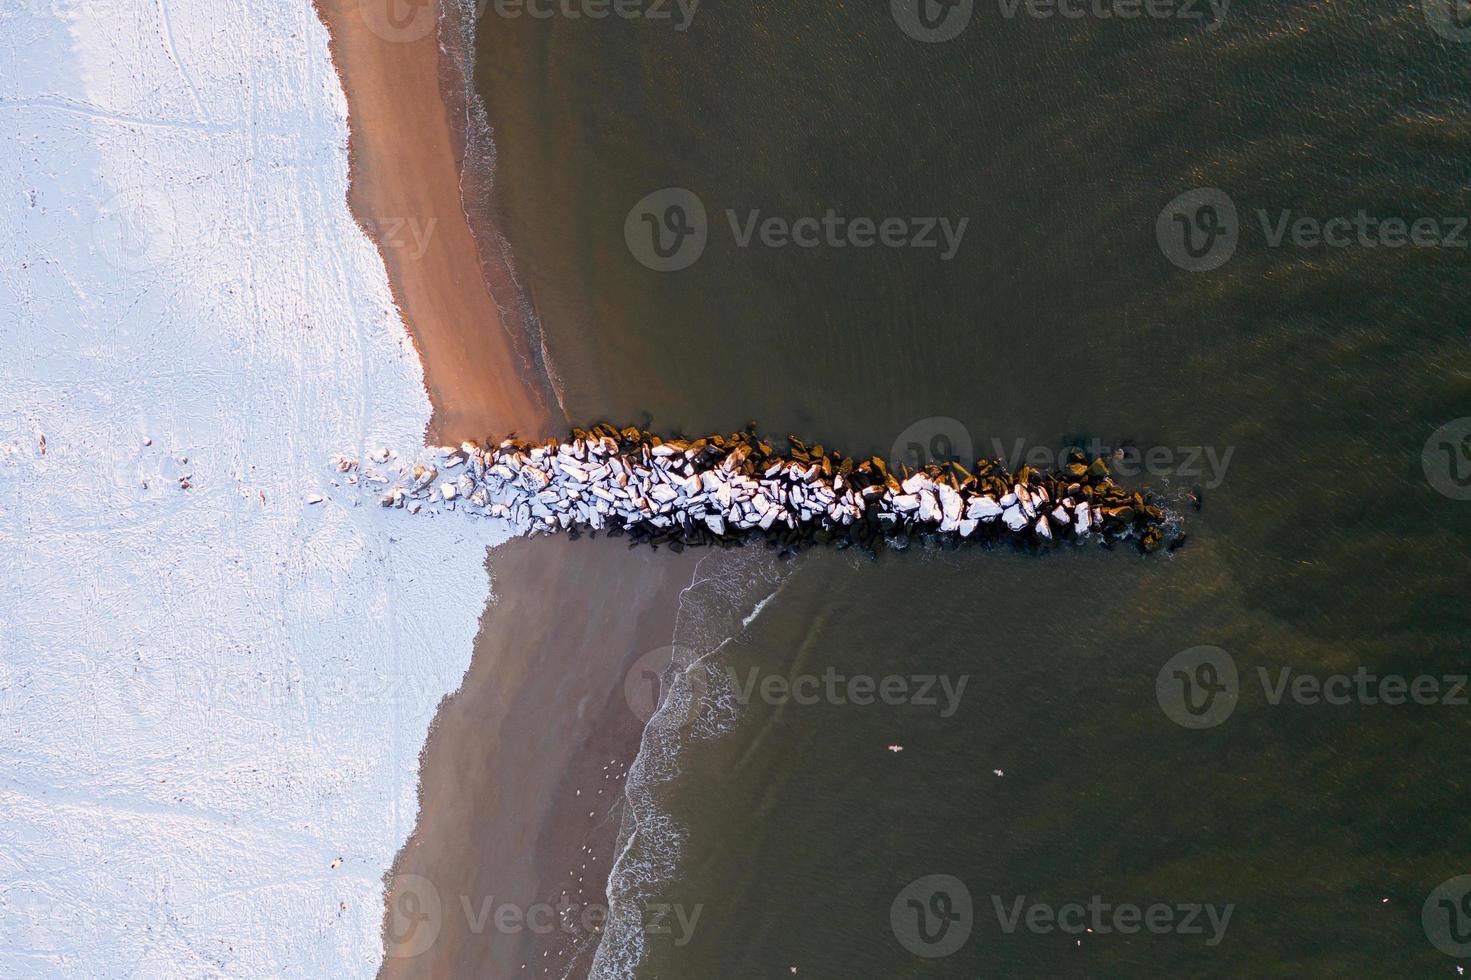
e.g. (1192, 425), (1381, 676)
(0, 2), (514, 975)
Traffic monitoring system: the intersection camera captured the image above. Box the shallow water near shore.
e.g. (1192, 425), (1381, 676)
(466, 1), (1471, 975)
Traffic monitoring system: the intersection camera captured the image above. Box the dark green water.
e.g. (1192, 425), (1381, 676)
(471, 0), (1471, 974)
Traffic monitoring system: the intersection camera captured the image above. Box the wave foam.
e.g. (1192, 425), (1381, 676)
(587, 549), (788, 980)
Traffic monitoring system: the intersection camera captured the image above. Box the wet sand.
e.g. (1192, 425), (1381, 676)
(313, 0), (556, 445)
(312, 3), (704, 978)
(380, 536), (701, 978)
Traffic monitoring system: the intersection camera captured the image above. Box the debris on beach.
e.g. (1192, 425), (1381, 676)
(334, 424), (1174, 558)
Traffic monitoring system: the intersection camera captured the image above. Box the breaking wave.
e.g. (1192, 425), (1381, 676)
(586, 548), (789, 980)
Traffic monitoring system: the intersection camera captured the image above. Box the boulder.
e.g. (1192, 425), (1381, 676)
(918, 489), (942, 524)
(967, 496), (1002, 521)
(937, 484), (963, 531)
(351, 425), (1173, 557)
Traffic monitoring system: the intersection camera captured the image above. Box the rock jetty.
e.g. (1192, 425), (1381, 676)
(336, 425), (1173, 558)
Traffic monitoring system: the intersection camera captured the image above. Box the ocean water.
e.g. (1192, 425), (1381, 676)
(469, 0), (1471, 975)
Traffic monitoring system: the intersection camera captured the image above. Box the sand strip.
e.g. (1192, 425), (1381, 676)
(311, 4), (702, 978)
(378, 535), (701, 978)
(312, 0), (557, 445)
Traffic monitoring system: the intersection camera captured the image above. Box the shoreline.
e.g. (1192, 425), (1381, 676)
(378, 536), (702, 978)
(311, 0), (558, 446)
(435, 0), (565, 427)
(310, 4), (700, 978)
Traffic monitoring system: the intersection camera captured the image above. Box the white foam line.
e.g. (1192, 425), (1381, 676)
(740, 584), (782, 630)
(585, 551), (789, 980)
